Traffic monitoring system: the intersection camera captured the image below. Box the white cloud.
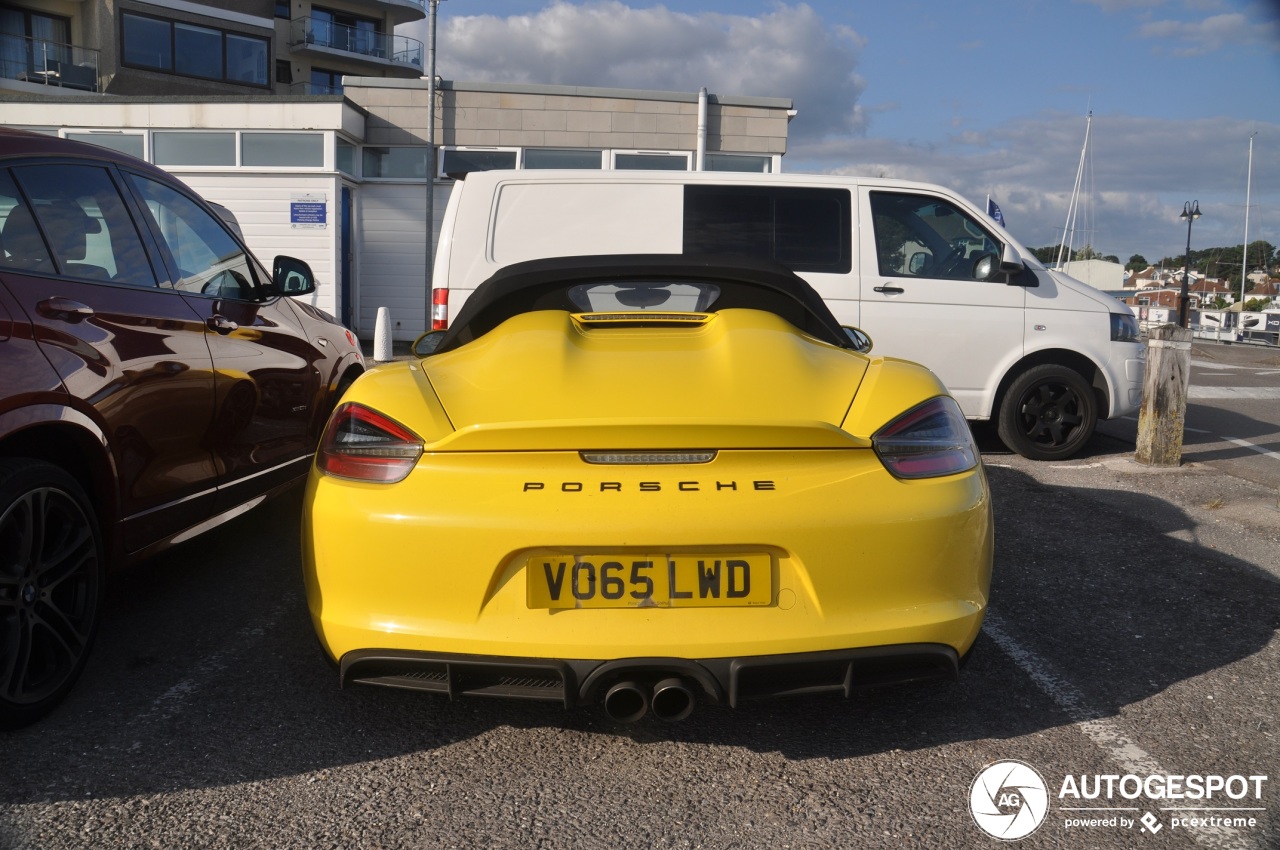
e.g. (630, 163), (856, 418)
(787, 113), (1280, 263)
(1138, 11), (1280, 54)
(421, 1), (868, 138)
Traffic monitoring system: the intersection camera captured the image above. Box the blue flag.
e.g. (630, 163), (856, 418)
(987, 197), (1006, 227)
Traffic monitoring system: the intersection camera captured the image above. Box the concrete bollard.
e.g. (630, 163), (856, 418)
(373, 307), (393, 362)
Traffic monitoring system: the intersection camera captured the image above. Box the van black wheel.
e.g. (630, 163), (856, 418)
(997, 365), (1097, 461)
(0, 460), (104, 730)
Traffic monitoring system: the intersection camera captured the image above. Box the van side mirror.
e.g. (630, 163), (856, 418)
(999, 242), (1025, 274)
(273, 255), (316, 296)
(842, 326), (873, 353)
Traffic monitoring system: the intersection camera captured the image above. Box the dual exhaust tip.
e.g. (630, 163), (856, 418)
(603, 677), (695, 723)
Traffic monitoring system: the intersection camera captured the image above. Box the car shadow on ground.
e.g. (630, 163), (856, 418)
(1, 466), (1277, 803)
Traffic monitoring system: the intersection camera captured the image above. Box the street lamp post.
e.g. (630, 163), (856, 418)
(424, 0), (443, 334)
(1177, 200), (1201, 328)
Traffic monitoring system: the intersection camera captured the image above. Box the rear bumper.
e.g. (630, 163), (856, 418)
(340, 643), (961, 709)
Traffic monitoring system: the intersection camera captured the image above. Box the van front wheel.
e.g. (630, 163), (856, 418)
(997, 365), (1097, 461)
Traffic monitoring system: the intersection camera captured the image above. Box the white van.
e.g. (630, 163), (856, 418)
(431, 169), (1145, 460)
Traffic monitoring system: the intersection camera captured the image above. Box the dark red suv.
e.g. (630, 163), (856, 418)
(0, 128), (364, 728)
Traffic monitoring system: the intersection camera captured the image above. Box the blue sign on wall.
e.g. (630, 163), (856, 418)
(291, 194), (327, 228)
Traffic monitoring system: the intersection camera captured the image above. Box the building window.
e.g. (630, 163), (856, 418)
(64, 131), (145, 160)
(523, 148), (602, 169)
(311, 7), (380, 56)
(120, 13), (170, 70)
(310, 66), (342, 94)
(1, 6), (72, 81)
(275, 1), (291, 19)
(363, 146), (430, 179)
(153, 131), (236, 166)
(242, 133), (323, 167)
(226, 33), (267, 85)
(275, 59), (291, 84)
(440, 148), (518, 177)
(336, 138), (356, 175)
(705, 153), (772, 173)
(120, 12), (269, 88)
(174, 22), (222, 80)
(615, 152), (690, 171)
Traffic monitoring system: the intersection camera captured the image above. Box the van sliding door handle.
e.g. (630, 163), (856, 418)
(873, 285), (905, 294)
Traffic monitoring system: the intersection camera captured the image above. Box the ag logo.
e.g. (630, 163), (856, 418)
(969, 760), (1049, 840)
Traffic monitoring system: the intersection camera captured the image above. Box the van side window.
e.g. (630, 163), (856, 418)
(683, 185), (852, 274)
(11, 164), (158, 287)
(126, 173), (257, 300)
(870, 192), (1000, 281)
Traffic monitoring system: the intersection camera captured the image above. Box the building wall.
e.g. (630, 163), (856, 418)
(356, 181), (451, 338)
(346, 79), (791, 156)
(164, 171), (344, 318)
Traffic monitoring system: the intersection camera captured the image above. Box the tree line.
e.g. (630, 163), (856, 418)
(1028, 241), (1279, 290)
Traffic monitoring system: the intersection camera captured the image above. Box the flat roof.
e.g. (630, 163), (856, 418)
(344, 77), (793, 110)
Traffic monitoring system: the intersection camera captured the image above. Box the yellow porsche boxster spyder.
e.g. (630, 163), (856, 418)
(303, 255), (992, 722)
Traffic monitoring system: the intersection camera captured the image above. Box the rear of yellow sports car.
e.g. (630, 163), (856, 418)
(303, 288), (992, 719)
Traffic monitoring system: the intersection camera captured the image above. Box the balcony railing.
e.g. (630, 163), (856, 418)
(290, 81), (342, 95)
(0, 34), (100, 92)
(289, 17), (423, 69)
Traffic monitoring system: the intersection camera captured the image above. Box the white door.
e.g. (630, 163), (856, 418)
(856, 188), (1026, 416)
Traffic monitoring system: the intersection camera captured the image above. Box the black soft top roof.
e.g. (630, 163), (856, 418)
(435, 254), (853, 353)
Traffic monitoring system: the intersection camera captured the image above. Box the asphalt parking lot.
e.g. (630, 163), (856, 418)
(2, 345), (1277, 850)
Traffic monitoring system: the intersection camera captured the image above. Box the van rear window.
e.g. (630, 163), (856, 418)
(683, 185), (851, 274)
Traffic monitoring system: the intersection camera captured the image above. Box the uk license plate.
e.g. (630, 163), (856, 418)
(526, 554), (772, 609)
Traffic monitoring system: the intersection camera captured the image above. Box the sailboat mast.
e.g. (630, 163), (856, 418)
(1057, 111), (1092, 268)
(1241, 132), (1255, 309)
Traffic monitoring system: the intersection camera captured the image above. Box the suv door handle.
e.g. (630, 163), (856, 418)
(873, 285), (905, 294)
(36, 297), (94, 322)
(206, 315), (238, 334)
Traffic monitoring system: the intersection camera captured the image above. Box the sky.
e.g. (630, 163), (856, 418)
(403, 0), (1280, 271)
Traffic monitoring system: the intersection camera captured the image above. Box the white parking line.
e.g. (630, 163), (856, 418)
(983, 612), (1246, 849)
(1221, 437), (1280, 462)
(1188, 387), (1280, 400)
(128, 602), (288, 729)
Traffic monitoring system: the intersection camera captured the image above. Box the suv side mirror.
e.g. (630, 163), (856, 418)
(273, 255), (316, 296)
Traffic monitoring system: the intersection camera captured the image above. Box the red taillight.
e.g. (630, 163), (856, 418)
(431, 287), (449, 330)
(872, 396), (978, 479)
(317, 403), (423, 483)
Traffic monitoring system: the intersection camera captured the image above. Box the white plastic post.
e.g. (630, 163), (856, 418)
(373, 307), (393, 362)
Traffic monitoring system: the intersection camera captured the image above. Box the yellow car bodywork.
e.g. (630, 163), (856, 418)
(304, 295), (992, 712)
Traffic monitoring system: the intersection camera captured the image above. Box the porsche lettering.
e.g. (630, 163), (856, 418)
(522, 480), (776, 492)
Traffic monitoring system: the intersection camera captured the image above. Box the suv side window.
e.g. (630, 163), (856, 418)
(870, 191), (999, 281)
(683, 185), (852, 274)
(10, 164), (158, 287)
(0, 170), (53, 273)
(125, 173), (258, 300)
